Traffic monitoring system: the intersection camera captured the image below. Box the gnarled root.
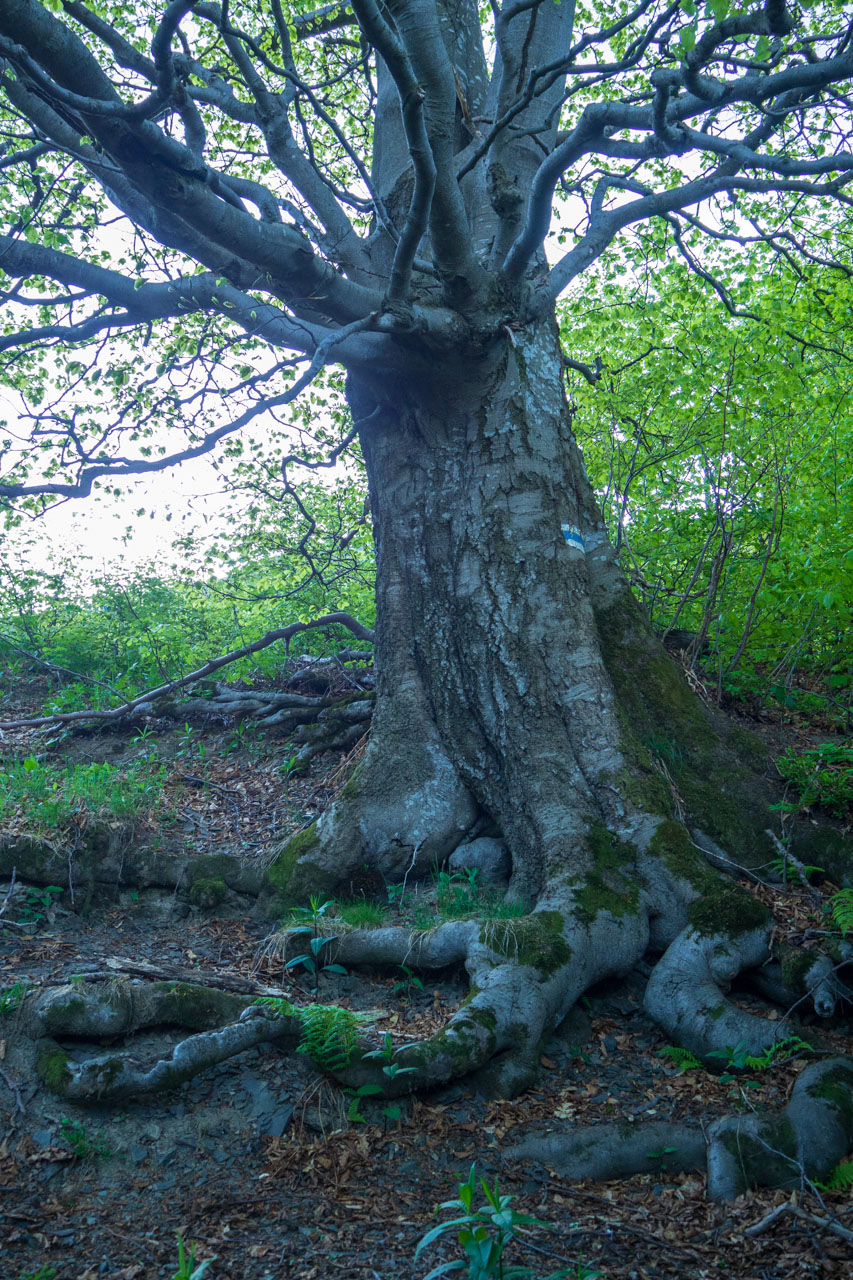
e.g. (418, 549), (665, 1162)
(37, 1009), (301, 1103)
(707, 1057), (853, 1200)
(643, 925), (786, 1062)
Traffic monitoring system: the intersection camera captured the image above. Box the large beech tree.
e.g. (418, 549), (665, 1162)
(2, 0), (853, 1191)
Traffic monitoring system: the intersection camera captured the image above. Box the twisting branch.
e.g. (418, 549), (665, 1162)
(350, 0), (434, 300)
(0, 612), (375, 731)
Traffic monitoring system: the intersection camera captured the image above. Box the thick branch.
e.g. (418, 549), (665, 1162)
(0, 612), (375, 730)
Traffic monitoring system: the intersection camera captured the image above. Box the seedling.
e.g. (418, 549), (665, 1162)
(282, 896), (347, 998)
(393, 963), (425, 1001)
(0, 981), (27, 1015)
(173, 1233), (215, 1280)
(415, 1164), (584, 1279)
(18, 884), (62, 925)
(365, 1032), (417, 1123)
(59, 1116), (111, 1160)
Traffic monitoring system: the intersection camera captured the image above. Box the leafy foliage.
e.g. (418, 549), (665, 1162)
(817, 1160), (853, 1192)
(777, 743), (853, 818)
(252, 997), (365, 1074)
(566, 248), (853, 726)
(827, 889), (853, 938)
(0, 756), (171, 832)
(657, 1046), (703, 1073)
(415, 1165), (601, 1280)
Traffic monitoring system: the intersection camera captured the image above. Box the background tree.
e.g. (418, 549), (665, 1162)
(0, 0), (852, 1104)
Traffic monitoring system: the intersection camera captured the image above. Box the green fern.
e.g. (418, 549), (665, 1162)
(817, 1160), (853, 1192)
(657, 1045), (702, 1073)
(293, 1003), (365, 1072)
(828, 888), (853, 938)
(251, 997), (365, 1072)
(744, 1035), (814, 1071)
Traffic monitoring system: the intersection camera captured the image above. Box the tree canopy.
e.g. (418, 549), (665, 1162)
(0, 0), (851, 505)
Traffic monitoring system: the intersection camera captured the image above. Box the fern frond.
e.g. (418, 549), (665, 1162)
(292, 1003), (365, 1073)
(818, 1160), (853, 1191)
(829, 888), (853, 938)
(657, 1046), (702, 1073)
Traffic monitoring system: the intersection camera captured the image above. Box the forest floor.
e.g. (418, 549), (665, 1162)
(0, 674), (852, 1280)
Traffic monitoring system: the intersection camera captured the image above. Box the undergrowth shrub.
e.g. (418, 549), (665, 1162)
(777, 742), (853, 818)
(0, 756), (171, 831)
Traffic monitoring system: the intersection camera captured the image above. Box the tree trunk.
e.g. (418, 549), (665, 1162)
(258, 320), (843, 1097)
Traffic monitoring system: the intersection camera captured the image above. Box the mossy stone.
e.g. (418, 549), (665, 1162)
(36, 1041), (71, 1094)
(189, 876), (227, 909)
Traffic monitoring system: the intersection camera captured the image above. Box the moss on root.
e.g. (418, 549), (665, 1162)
(687, 880), (771, 938)
(262, 822), (338, 911)
(150, 982), (245, 1029)
(39, 994), (88, 1036)
(593, 595), (781, 870)
(649, 819), (770, 936)
(571, 825), (641, 925)
(36, 1041), (72, 1093)
(650, 821), (718, 894)
(480, 911), (572, 976)
(807, 1063), (853, 1129)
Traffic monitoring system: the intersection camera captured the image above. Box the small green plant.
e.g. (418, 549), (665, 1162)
(657, 1045), (702, 1073)
(706, 1036), (813, 1076)
(364, 1032), (417, 1124)
(0, 981), (27, 1014)
(173, 1233), (215, 1280)
(253, 998), (366, 1073)
(777, 742), (853, 818)
(414, 1164), (592, 1280)
(282, 896), (348, 997)
(816, 1160), (853, 1192)
(0, 756), (171, 832)
(16, 1267), (57, 1280)
(18, 884), (63, 925)
(59, 1116), (111, 1160)
(827, 887), (853, 936)
(393, 963), (425, 1001)
(280, 750), (301, 777)
(344, 1080), (385, 1123)
(387, 881), (411, 909)
(768, 853), (824, 885)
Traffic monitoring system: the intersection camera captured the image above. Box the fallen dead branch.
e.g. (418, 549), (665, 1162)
(0, 612), (374, 730)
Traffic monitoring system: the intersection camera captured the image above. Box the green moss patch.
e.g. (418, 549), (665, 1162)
(481, 911), (572, 976)
(263, 822), (337, 909)
(687, 880), (770, 938)
(36, 1041), (72, 1094)
(571, 824), (639, 925)
(188, 876), (227, 908)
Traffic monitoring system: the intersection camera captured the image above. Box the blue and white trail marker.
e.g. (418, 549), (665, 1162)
(561, 523), (585, 554)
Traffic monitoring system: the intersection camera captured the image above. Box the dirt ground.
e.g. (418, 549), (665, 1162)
(1, 697), (852, 1280)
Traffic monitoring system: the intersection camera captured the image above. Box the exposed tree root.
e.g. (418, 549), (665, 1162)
(643, 925), (785, 1062)
(506, 1121), (707, 1181)
(0, 616), (374, 731)
(29, 979), (301, 1102)
(706, 1058), (853, 1201)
